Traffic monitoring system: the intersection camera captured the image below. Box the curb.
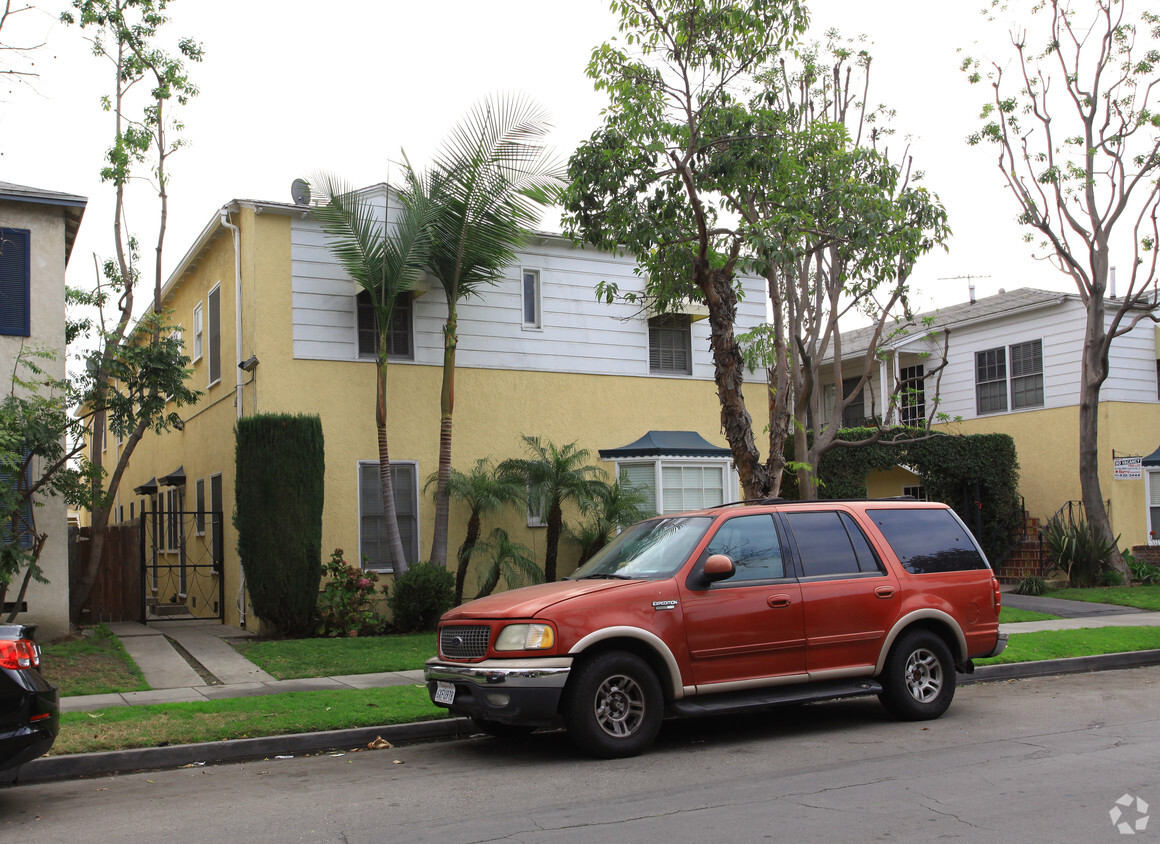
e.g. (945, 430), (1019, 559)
(15, 650), (1160, 786)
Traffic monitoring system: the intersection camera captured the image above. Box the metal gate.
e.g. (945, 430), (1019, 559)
(140, 507), (225, 622)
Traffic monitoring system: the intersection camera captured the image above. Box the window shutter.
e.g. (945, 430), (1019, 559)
(0, 228), (31, 337)
(208, 287), (221, 384)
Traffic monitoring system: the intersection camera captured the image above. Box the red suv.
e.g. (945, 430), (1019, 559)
(425, 499), (1007, 757)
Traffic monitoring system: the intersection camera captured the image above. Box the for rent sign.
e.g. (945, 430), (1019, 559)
(1114, 456), (1143, 480)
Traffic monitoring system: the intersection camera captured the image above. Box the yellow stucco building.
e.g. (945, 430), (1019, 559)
(99, 185), (764, 628)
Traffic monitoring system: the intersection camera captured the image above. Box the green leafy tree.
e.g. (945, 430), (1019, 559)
(1, 348), (88, 621)
(563, 0), (809, 500)
(62, 0), (203, 623)
(963, 0), (1160, 580)
(500, 436), (604, 582)
(473, 527), (543, 600)
(729, 40), (950, 498)
(425, 457), (525, 605)
(311, 174), (435, 573)
(421, 94), (562, 570)
(566, 474), (652, 566)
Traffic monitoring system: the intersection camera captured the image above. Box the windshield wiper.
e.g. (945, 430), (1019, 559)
(577, 573), (635, 580)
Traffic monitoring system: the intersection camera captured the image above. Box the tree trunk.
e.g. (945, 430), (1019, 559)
(373, 357), (408, 573)
(454, 511), (481, 605)
(428, 309), (458, 567)
(1078, 298), (1130, 581)
(697, 260), (769, 499)
(544, 503), (563, 582)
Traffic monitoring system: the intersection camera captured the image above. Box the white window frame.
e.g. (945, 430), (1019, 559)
(902, 484), (928, 501)
(647, 315), (693, 376)
(1146, 470), (1160, 546)
(610, 457), (736, 515)
(357, 460), (420, 571)
(526, 484), (545, 528)
(192, 302), (203, 362)
(521, 268), (542, 330)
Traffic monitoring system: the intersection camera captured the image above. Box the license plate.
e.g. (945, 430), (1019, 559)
(434, 681), (456, 705)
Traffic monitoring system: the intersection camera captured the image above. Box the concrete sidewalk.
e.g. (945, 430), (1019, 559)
(63, 620), (425, 712)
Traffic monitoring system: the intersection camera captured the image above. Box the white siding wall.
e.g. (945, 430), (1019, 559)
(849, 298), (1160, 420)
(290, 200), (766, 379)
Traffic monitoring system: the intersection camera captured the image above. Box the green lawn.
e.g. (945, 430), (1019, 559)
(998, 607), (1060, 623)
(41, 625), (148, 696)
(231, 633), (436, 679)
(51, 684), (446, 755)
(976, 626), (1160, 665)
(1048, 585), (1160, 612)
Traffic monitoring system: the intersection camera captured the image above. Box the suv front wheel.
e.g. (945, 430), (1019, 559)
(564, 651), (662, 758)
(878, 629), (955, 721)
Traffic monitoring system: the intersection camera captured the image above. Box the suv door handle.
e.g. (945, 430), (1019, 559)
(767, 594), (792, 608)
(875, 586), (895, 599)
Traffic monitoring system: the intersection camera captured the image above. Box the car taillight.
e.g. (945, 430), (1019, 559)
(0, 639), (40, 670)
(992, 577), (1002, 613)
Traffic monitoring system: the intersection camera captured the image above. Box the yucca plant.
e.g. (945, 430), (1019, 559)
(1042, 515), (1118, 588)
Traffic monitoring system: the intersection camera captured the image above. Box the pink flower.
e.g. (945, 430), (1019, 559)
(359, 578), (372, 589)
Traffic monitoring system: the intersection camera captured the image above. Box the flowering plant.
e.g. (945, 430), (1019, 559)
(316, 549), (385, 636)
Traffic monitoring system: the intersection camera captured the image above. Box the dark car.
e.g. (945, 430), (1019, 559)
(0, 624), (59, 783)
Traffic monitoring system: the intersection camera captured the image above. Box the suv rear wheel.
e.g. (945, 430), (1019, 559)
(878, 629), (955, 721)
(564, 651), (662, 758)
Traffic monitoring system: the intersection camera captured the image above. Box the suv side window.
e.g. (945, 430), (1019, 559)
(869, 508), (987, 573)
(703, 514), (785, 582)
(784, 511), (883, 578)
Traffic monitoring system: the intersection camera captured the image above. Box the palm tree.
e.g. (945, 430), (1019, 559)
(426, 457), (524, 605)
(474, 528), (543, 600)
(567, 475), (654, 567)
(421, 94), (562, 569)
(500, 436), (604, 582)
(312, 174), (434, 572)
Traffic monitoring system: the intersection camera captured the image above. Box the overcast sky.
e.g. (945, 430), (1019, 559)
(3, 0), (1086, 319)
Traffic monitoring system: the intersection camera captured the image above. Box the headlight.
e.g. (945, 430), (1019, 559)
(494, 623), (555, 651)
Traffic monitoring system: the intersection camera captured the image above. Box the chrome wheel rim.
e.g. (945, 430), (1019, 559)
(904, 647), (943, 703)
(593, 673), (646, 737)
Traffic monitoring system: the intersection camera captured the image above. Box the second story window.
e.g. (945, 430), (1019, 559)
(0, 228), (31, 337)
(192, 302), (203, 362)
(522, 269), (541, 328)
(648, 315), (692, 375)
(899, 364), (925, 426)
(975, 339), (1043, 415)
(356, 291), (413, 360)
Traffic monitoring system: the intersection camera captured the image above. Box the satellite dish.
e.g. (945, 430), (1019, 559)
(290, 178), (311, 206)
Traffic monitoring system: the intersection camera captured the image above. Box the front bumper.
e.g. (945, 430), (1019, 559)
(424, 657), (573, 726)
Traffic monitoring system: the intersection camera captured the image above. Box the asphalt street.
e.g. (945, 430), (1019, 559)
(3, 666), (1158, 843)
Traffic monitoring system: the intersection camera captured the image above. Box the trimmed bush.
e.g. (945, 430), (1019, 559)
(387, 562), (454, 633)
(235, 414), (325, 636)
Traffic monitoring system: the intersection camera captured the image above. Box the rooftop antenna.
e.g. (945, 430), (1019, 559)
(938, 274), (992, 305)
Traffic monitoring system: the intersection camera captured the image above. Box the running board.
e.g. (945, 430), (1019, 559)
(668, 678), (883, 718)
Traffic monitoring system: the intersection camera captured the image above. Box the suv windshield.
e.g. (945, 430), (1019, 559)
(570, 516), (713, 580)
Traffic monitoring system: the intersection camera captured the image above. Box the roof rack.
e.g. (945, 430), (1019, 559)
(710, 495), (923, 509)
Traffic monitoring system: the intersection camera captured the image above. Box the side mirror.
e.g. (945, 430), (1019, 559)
(703, 553), (735, 583)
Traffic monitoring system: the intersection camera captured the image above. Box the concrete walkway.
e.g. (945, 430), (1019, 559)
(64, 620), (424, 713)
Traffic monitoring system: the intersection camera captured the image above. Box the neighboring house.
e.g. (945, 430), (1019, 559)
(825, 287), (1160, 562)
(0, 181), (87, 640)
(101, 183), (764, 628)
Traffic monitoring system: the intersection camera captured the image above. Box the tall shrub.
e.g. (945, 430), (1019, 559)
(235, 414), (325, 636)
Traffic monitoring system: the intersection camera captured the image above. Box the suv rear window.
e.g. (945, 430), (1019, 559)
(868, 508), (987, 574)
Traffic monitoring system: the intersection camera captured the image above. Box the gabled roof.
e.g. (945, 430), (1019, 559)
(599, 431), (731, 459)
(838, 288), (1072, 358)
(0, 180), (88, 263)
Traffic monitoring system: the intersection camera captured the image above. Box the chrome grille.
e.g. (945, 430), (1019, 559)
(440, 625), (490, 658)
